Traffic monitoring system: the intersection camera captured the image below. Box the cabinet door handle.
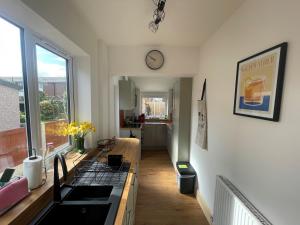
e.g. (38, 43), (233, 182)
(127, 210), (132, 225)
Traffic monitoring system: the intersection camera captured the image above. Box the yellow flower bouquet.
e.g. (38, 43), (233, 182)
(57, 121), (96, 153)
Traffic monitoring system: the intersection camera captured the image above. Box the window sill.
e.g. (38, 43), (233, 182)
(145, 118), (171, 122)
(3, 144), (74, 178)
(0, 148), (97, 225)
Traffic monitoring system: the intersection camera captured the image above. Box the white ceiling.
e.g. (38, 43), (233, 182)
(69, 0), (245, 47)
(130, 76), (178, 92)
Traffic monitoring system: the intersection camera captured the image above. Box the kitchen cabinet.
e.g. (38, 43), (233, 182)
(132, 175), (138, 224)
(124, 178), (134, 225)
(119, 79), (136, 110)
(167, 125), (173, 156)
(168, 89), (174, 118)
(122, 172), (138, 225)
(132, 161), (139, 215)
(117, 139), (140, 225)
(134, 88), (140, 114)
(142, 123), (167, 150)
(170, 78), (192, 164)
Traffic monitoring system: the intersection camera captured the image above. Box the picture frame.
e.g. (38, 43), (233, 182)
(233, 42), (288, 121)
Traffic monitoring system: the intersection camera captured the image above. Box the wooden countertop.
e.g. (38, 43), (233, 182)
(98, 138), (140, 225)
(120, 122), (173, 130)
(106, 138), (140, 170)
(0, 138), (140, 225)
(119, 127), (141, 130)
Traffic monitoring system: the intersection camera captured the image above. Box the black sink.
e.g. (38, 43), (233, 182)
(64, 185), (113, 201)
(33, 203), (111, 225)
(30, 160), (130, 225)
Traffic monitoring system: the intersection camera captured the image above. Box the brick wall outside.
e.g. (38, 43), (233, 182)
(0, 120), (69, 172)
(43, 83), (66, 98)
(0, 127), (27, 172)
(0, 85), (20, 132)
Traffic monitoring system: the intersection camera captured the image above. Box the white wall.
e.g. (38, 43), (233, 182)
(190, 1), (300, 225)
(109, 76), (121, 137)
(169, 78), (193, 166)
(108, 46), (200, 136)
(98, 41), (110, 138)
(171, 80), (180, 164)
(0, 0), (86, 57)
(20, 0), (98, 56)
(130, 77), (178, 92)
(108, 46), (200, 77)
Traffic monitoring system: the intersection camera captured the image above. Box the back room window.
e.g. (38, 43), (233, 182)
(142, 96), (168, 119)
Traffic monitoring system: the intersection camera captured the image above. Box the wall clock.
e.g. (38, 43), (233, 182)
(145, 50), (164, 70)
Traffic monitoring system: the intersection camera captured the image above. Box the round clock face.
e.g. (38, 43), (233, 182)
(145, 50), (164, 70)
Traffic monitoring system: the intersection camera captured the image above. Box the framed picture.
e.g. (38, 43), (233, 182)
(233, 42), (288, 121)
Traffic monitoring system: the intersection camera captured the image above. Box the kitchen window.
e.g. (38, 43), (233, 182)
(141, 94), (168, 119)
(0, 16), (73, 173)
(0, 17), (31, 172)
(35, 44), (72, 156)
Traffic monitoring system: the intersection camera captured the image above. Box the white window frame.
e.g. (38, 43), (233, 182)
(27, 33), (75, 157)
(141, 92), (169, 119)
(0, 14), (75, 160)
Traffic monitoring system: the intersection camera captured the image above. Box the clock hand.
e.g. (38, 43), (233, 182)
(148, 55), (156, 61)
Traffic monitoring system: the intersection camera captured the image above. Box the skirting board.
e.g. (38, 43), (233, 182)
(142, 146), (167, 150)
(196, 190), (213, 225)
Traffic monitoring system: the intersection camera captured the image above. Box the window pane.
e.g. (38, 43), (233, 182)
(0, 17), (29, 172)
(142, 97), (168, 119)
(36, 45), (70, 154)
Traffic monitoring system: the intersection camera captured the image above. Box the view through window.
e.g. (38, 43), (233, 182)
(0, 17), (72, 173)
(0, 17), (29, 172)
(142, 97), (168, 119)
(36, 45), (70, 154)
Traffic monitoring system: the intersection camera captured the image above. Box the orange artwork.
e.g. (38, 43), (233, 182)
(234, 43), (287, 121)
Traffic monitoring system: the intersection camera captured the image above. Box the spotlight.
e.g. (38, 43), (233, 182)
(149, 0), (166, 33)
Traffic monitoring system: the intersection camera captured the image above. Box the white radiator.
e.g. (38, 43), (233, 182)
(213, 176), (272, 225)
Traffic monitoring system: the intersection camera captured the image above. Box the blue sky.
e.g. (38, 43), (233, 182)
(0, 17), (66, 79)
(36, 45), (67, 78)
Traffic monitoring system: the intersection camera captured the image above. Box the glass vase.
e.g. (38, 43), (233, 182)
(75, 137), (85, 154)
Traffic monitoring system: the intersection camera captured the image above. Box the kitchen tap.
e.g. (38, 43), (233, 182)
(53, 154), (68, 202)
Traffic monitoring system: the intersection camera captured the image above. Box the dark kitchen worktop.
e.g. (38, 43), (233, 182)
(1, 138), (140, 225)
(120, 121), (173, 130)
(30, 160), (131, 225)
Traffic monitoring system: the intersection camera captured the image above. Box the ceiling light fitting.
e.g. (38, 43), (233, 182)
(149, 0), (166, 33)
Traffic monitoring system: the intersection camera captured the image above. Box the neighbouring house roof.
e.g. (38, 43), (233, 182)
(39, 77), (66, 83)
(0, 76), (66, 84)
(0, 78), (21, 90)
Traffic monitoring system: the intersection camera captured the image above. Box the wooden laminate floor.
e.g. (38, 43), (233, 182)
(135, 150), (209, 225)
